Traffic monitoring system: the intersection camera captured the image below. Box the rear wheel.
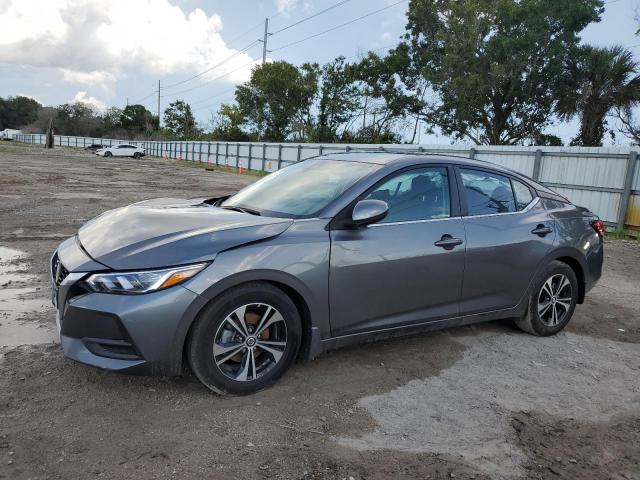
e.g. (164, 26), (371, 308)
(515, 260), (578, 336)
(187, 282), (301, 395)
(133, 152), (141, 159)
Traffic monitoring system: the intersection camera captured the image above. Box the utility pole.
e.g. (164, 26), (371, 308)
(157, 80), (161, 128)
(261, 17), (269, 64)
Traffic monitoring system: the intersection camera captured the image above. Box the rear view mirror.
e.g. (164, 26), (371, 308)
(351, 199), (389, 227)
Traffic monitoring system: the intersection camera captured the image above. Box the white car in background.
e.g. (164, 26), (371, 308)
(95, 144), (145, 158)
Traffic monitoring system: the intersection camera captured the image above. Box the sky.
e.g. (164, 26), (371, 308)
(0, 0), (639, 145)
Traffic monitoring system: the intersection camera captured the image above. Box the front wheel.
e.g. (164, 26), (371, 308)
(103, 151), (112, 157)
(514, 260), (578, 336)
(187, 283), (302, 395)
(133, 152), (141, 159)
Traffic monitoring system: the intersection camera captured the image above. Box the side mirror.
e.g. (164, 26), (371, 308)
(351, 199), (389, 227)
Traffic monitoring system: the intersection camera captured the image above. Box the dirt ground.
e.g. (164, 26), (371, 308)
(0, 142), (639, 480)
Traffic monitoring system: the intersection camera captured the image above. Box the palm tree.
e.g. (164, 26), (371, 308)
(556, 46), (640, 146)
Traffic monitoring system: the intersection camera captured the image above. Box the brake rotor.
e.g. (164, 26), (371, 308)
(230, 308), (270, 362)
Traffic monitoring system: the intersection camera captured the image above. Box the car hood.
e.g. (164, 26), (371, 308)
(78, 198), (293, 270)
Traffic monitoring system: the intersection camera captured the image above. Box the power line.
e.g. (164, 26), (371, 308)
(161, 40), (260, 91)
(225, 20), (266, 46)
(162, 58), (260, 99)
(133, 89), (158, 104)
(270, 0), (353, 35)
(192, 89), (237, 113)
(271, 0), (408, 53)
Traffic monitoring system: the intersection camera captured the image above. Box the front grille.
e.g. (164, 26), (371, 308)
(51, 253), (69, 287)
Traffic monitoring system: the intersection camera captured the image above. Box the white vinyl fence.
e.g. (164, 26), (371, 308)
(14, 133), (640, 231)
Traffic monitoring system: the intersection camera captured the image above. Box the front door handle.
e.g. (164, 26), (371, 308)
(434, 234), (464, 250)
(531, 224), (553, 237)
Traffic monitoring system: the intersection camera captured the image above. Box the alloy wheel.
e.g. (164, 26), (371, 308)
(213, 303), (287, 382)
(537, 274), (573, 327)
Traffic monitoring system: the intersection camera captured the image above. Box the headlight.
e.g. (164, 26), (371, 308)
(85, 263), (207, 294)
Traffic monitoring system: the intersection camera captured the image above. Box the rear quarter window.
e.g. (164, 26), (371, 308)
(512, 179), (534, 210)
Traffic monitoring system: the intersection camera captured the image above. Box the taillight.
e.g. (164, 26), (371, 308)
(590, 220), (605, 236)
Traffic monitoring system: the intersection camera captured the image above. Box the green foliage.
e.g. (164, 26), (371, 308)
(403, 0), (604, 145)
(208, 104), (252, 141)
(0, 96), (42, 130)
(235, 61), (318, 142)
(55, 103), (105, 137)
(120, 104), (157, 136)
(557, 45), (640, 146)
(163, 100), (198, 139)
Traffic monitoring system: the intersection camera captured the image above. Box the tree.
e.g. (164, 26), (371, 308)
(102, 107), (123, 132)
(120, 104), (156, 136)
(403, 0), (604, 145)
(209, 104), (251, 141)
(55, 102), (104, 136)
(235, 61), (317, 141)
(164, 100), (197, 139)
(556, 46), (640, 146)
(0, 96), (42, 129)
(349, 48), (421, 143)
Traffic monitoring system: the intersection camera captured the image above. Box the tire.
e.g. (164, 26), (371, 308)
(133, 152), (141, 159)
(187, 282), (302, 395)
(514, 260), (578, 336)
(104, 151), (112, 157)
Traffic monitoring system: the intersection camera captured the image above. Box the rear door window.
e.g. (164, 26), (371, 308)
(460, 168), (516, 215)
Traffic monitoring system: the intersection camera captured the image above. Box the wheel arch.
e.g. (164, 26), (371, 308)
(178, 269), (323, 373)
(553, 255), (586, 304)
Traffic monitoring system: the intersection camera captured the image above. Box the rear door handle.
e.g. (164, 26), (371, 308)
(434, 235), (464, 250)
(531, 224), (552, 237)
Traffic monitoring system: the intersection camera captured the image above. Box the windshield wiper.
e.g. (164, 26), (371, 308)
(220, 205), (261, 216)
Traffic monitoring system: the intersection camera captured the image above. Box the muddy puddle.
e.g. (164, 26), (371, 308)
(0, 246), (57, 349)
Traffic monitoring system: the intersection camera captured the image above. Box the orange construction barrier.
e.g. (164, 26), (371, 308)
(238, 160), (244, 174)
(205, 156), (214, 171)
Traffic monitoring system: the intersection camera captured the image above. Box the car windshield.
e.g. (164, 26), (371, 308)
(222, 159), (380, 218)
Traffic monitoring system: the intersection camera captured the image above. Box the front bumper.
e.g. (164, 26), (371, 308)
(52, 239), (207, 376)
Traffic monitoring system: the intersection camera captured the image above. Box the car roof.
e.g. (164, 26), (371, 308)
(318, 151), (506, 171)
(318, 151), (564, 200)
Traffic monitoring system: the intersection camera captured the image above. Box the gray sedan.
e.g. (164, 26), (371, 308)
(51, 153), (604, 394)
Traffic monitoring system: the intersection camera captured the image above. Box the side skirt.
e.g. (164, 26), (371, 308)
(309, 302), (527, 359)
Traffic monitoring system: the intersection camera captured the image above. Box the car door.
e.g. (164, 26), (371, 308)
(329, 165), (466, 337)
(111, 145), (124, 156)
(457, 167), (556, 315)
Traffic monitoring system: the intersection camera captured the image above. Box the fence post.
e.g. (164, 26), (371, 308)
(296, 144), (302, 163)
(248, 144), (253, 171)
(469, 147), (476, 160)
(618, 150), (638, 231)
(215, 142), (220, 165)
(319, 145), (323, 156)
(262, 144), (267, 171)
(277, 144), (283, 170)
(532, 149), (543, 181)
(207, 142), (211, 164)
(236, 142), (240, 167)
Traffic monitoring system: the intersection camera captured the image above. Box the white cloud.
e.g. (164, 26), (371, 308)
(71, 91), (105, 110)
(275, 0), (299, 14)
(381, 31), (393, 42)
(61, 69), (116, 90)
(0, 0), (257, 86)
